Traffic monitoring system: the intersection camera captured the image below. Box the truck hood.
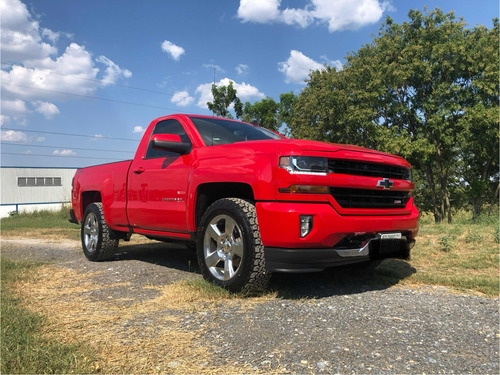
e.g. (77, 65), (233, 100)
(231, 138), (410, 167)
(286, 139), (409, 166)
(289, 139), (374, 153)
(275, 138), (403, 159)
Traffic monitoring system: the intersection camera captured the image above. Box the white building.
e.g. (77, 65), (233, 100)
(0, 167), (77, 218)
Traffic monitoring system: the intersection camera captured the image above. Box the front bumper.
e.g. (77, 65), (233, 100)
(256, 201), (419, 248)
(265, 235), (414, 272)
(256, 201), (419, 272)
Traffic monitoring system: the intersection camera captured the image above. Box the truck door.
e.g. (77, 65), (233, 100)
(127, 119), (192, 233)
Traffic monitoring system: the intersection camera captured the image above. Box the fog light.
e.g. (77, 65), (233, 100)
(300, 215), (313, 238)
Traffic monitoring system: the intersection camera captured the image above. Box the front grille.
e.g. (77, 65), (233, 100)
(328, 159), (410, 180)
(330, 187), (409, 209)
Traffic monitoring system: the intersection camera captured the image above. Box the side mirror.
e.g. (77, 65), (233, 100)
(152, 134), (192, 155)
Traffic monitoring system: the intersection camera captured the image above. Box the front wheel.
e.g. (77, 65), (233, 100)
(81, 202), (118, 261)
(197, 198), (270, 294)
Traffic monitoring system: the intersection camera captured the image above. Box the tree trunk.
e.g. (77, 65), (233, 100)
(424, 163), (441, 223)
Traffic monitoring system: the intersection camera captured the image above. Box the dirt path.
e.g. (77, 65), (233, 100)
(2, 238), (498, 374)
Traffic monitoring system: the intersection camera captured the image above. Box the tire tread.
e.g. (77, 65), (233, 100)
(82, 202), (118, 261)
(197, 198), (270, 294)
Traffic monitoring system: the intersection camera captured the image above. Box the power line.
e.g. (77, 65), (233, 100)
(1, 152), (125, 161)
(1, 127), (140, 141)
(2, 142), (135, 154)
(1, 82), (181, 112)
(1, 61), (176, 97)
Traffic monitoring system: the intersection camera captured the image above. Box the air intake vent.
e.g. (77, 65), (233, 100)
(330, 188), (409, 209)
(329, 159), (410, 180)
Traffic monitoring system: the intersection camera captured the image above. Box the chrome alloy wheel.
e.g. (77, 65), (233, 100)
(83, 212), (99, 253)
(203, 214), (244, 281)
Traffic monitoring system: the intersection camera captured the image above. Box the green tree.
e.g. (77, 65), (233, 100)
(242, 97), (279, 131)
(241, 92), (298, 134)
(290, 8), (499, 223)
(207, 81), (243, 119)
(457, 20), (499, 218)
(278, 91), (298, 135)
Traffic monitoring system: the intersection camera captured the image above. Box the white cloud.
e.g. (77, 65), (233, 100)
(237, 0), (281, 24)
(0, 0), (57, 61)
(2, 43), (131, 101)
(321, 55), (344, 71)
(53, 149), (76, 156)
(41, 28), (60, 43)
(0, 129), (28, 142)
(282, 8), (314, 28)
(237, 0), (388, 31)
(203, 64), (225, 73)
(278, 50), (323, 84)
(36, 136), (45, 142)
(312, 0), (387, 31)
(0, 99), (30, 128)
(1, 99), (29, 116)
(96, 55), (132, 85)
(0, 0), (131, 124)
(235, 64), (250, 76)
(161, 40), (185, 61)
(33, 101), (60, 118)
(331, 59), (343, 70)
(0, 115), (10, 126)
(171, 90), (194, 107)
(195, 78), (265, 109)
(133, 126), (145, 133)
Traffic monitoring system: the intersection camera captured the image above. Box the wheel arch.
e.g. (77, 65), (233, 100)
(81, 190), (102, 218)
(194, 182), (255, 228)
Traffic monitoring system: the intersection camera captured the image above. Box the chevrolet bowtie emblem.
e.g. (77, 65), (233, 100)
(377, 178), (394, 189)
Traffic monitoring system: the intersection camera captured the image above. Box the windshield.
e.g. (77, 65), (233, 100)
(189, 116), (282, 146)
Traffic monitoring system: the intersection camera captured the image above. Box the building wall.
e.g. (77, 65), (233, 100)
(0, 167), (77, 217)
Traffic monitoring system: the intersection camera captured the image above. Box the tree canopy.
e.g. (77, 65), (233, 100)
(207, 81), (243, 119)
(287, 8), (499, 222)
(241, 92), (298, 132)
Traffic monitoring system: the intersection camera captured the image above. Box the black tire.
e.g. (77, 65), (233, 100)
(81, 202), (118, 261)
(197, 198), (270, 294)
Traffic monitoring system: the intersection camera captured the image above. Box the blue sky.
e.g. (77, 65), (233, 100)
(1, 0), (498, 168)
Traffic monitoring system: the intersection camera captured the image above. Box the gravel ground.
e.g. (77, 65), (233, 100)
(2, 238), (499, 374)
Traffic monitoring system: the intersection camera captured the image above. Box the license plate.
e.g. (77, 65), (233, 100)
(380, 233), (402, 240)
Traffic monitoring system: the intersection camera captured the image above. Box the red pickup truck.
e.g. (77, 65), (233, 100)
(70, 114), (419, 292)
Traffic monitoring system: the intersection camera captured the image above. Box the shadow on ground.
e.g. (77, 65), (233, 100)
(270, 259), (416, 299)
(112, 241), (416, 299)
(114, 241), (200, 274)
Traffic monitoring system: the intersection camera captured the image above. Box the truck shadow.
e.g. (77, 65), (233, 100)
(113, 242), (200, 274)
(112, 242), (416, 299)
(270, 260), (417, 299)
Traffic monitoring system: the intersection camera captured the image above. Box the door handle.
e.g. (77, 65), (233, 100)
(133, 167), (145, 174)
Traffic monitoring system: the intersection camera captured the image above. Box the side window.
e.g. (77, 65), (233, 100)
(145, 119), (192, 159)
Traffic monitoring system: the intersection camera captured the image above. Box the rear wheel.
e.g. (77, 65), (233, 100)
(81, 202), (118, 261)
(197, 198), (270, 293)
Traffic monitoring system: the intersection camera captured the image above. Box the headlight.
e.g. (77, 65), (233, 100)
(406, 169), (412, 182)
(279, 156), (328, 175)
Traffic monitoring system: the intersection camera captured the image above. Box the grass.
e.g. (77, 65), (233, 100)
(1, 208), (498, 297)
(391, 210), (500, 297)
(1, 207), (79, 240)
(1, 259), (98, 374)
(7, 264), (269, 374)
(1, 208), (497, 373)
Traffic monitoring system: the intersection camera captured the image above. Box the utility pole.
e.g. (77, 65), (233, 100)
(212, 68), (216, 116)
